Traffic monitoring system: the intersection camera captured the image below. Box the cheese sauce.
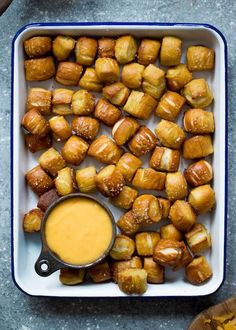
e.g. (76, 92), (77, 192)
(45, 197), (113, 265)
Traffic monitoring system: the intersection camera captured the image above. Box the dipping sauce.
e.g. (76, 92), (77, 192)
(45, 197), (113, 265)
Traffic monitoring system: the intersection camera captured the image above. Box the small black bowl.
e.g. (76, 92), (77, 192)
(35, 193), (116, 277)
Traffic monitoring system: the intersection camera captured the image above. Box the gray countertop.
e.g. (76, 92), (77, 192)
(0, 0), (235, 329)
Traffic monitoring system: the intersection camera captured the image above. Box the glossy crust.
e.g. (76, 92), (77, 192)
(25, 56), (55, 81)
(185, 256), (212, 285)
(23, 208), (44, 232)
(88, 135), (123, 165)
(185, 223), (211, 254)
(128, 126), (157, 157)
(160, 36), (182, 66)
(150, 146), (180, 172)
(24, 36), (52, 58)
(38, 147), (66, 176)
(165, 172), (188, 201)
(155, 91), (186, 121)
(173, 243), (193, 271)
(55, 62), (83, 86)
(110, 256), (142, 283)
(88, 260), (111, 283)
(117, 268), (147, 295)
(49, 116), (72, 141)
(71, 116), (100, 141)
(187, 46), (215, 71)
(184, 160), (213, 187)
(183, 108), (215, 133)
(121, 63), (145, 89)
(52, 88), (74, 115)
(182, 78), (213, 108)
(95, 165), (124, 197)
(116, 211), (140, 236)
(71, 89), (95, 115)
(24, 134), (52, 153)
(123, 90), (157, 120)
(103, 82), (130, 106)
(75, 166), (97, 193)
(157, 197), (171, 219)
(135, 232), (160, 256)
(153, 239), (185, 269)
(166, 64), (193, 91)
(59, 268), (85, 285)
(54, 167), (77, 196)
(79, 67), (103, 92)
(142, 64), (166, 99)
(110, 186), (138, 210)
(138, 39), (161, 66)
(188, 184), (215, 214)
(37, 188), (59, 211)
(116, 153), (142, 183)
(94, 98), (121, 126)
(21, 109), (50, 137)
(183, 135), (213, 159)
(112, 117), (140, 145)
(115, 35), (138, 64)
(109, 234), (135, 260)
(27, 88), (52, 115)
(52, 35), (75, 61)
(160, 224), (183, 241)
(132, 168), (166, 191)
(155, 120), (185, 149)
(132, 194), (162, 224)
(61, 135), (89, 166)
(143, 257), (164, 284)
(169, 200), (196, 232)
(95, 58), (120, 83)
(25, 165), (54, 196)
(75, 37), (97, 65)
(98, 37), (116, 58)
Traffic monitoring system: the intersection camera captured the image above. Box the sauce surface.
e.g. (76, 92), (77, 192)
(45, 197), (113, 265)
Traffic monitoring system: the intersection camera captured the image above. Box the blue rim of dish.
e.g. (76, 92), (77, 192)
(11, 22), (228, 298)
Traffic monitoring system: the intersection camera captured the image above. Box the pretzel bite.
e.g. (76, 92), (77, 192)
(169, 200), (196, 232)
(112, 117), (140, 146)
(142, 64), (166, 99)
(155, 120), (185, 149)
(52, 35), (75, 61)
(123, 90), (157, 120)
(24, 36), (52, 58)
(183, 108), (215, 134)
(61, 136), (89, 166)
(128, 126), (157, 157)
(116, 153), (142, 183)
(39, 147), (66, 176)
(71, 89), (95, 115)
(138, 39), (161, 65)
(118, 268), (147, 295)
(183, 135), (213, 159)
(150, 146), (180, 172)
(25, 56), (55, 81)
(185, 256), (212, 285)
(37, 188), (59, 211)
(55, 167), (76, 196)
(71, 116), (99, 141)
(21, 109), (50, 137)
(94, 98), (121, 126)
(24, 134), (52, 153)
(103, 82), (130, 106)
(110, 186), (138, 210)
(160, 224), (183, 241)
(23, 208), (44, 232)
(188, 184), (215, 214)
(75, 36), (97, 65)
(166, 64), (193, 91)
(116, 211), (140, 236)
(132, 168), (166, 191)
(75, 166), (96, 193)
(157, 197), (171, 219)
(52, 88), (74, 115)
(98, 37), (116, 58)
(135, 232), (160, 256)
(59, 268), (85, 285)
(115, 35), (137, 64)
(79, 67), (103, 92)
(110, 234), (135, 260)
(49, 116), (72, 141)
(143, 257), (164, 284)
(55, 62), (83, 86)
(165, 172), (188, 201)
(88, 135), (123, 165)
(155, 91), (186, 121)
(173, 242), (193, 271)
(88, 260), (111, 283)
(184, 160), (213, 187)
(121, 63), (145, 89)
(160, 36), (182, 66)
(110, 256), (142, 283)
(132, 194), (162, 224)
(95, 165), (124, 197)
(187, 46), (215, 71)
(182, 78), (213, 108)
(95, 58), (120, 83)
(185, 223), (211, 254)
(27, 88), (52, 115)
(26, 165), (54, 195)
(153, 239), (185, 269)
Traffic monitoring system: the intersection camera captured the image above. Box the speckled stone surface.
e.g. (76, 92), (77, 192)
(0, 0), (235, 329)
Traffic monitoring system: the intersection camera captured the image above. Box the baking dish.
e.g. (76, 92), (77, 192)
(11, 22), (227, 297)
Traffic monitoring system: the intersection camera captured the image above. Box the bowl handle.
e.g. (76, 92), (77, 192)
(35, 250), (63, 277)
